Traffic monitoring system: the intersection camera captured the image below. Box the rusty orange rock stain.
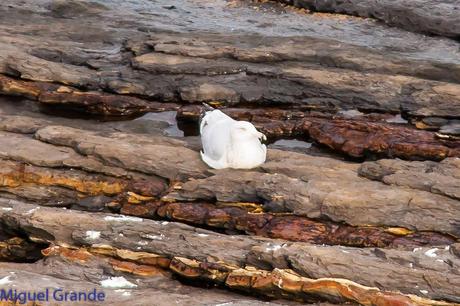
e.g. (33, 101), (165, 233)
(120, 201), (455, 248)
(170, 257), (204, 278)
(126, 191), (154, 204)
(38, 244), (456, 305)
(0, 163), (126, 196)
(0, 75), (42, 99)
(109, 258), (167, 276)
(89, 246), (171, 269)
(42, 246), (91, 262)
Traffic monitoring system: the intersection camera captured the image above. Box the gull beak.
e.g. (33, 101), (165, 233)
(257, 132), (267, 141)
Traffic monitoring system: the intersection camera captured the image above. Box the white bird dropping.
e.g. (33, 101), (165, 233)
(200, 109), (267, 169)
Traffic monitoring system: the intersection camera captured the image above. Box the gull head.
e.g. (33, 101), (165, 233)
(230, 121), (266, 142)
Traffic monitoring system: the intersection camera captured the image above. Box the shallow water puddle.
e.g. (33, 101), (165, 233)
(385, 114), (408, 124)
(134, 111), (184, 137)
(140, 111), (316, 152)
(270, 139), (313, 150)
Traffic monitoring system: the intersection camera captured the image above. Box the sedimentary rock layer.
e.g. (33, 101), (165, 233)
(358, 158), (460, 201)
(0, 0), (459, 304)
(277, 0), (460, 38)
(0, 109), (458, 303)
(0, 250), (296, 306)
(122, 201), (455, 248)
(0, 75), (178, 116)
(177, 105), (460, 160)
(0, 199), (458, 304)
(1, 0), (460, 120)
(0, 154), (454, 249)
(0, 114), (459, 238)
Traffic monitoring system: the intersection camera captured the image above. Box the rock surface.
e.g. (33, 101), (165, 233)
(0, 106), (458, 304)
(0, 0), (459, 304)
(177, 105), (460, 160)
(0, 199), (459, 304)
(1, 0), (460, 118)
(0, 256), (301, 306)
(278, 0), (460, 38)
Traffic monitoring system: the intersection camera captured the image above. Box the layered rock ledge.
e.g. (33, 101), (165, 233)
(0, 108), (459, 304)
(277, 0), (460, 38)
(0, 0), (459, 305)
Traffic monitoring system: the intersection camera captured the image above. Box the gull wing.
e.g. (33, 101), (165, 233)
(200, 110), (235, 163)
(200, 110), (233, 134)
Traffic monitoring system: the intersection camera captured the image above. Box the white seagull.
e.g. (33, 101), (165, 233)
(200, 109), (267, 169)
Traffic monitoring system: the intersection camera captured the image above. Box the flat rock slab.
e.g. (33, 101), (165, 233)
(0, 113), (458, 237)
(0, 261), (300, 306)
(0, 0), (460, 120)
(0, 110), (458, 302)
(280, 0), (460, 38)
(0, 199), (458, 303)
(0, 0), (458, 304)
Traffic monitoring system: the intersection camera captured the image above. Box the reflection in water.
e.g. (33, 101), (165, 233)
(133, 111), (200, 137)
(140, 111), (316, 152)
(385, 114), (408, 124)
(136, 111), (200, 137)
(270, 139), (312, 149)
(337, 109), (364, 118)
(135, 111), (184, 137)
(138, 112), (318, 153)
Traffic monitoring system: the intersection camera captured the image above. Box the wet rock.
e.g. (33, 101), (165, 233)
(439, 123), (460, 136)
(0, 1), (458, 303)
(304, 117), (460, 160)
(177, 105), (460, 161)
(281, 0), (460, 38)
(180, 83), (241, 104)
(417, 117), (450, 130)
(1, 2), (460, 118)
(47, 0), (109, 18)
(358, 158), (460, 200)
(167, 150), (460, 237)
(0, 251), (295, 306)
(0, 199), (458, 303)
(125, 201), (455, 249)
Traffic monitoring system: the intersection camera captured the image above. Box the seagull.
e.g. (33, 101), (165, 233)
(200, 107), (267, 169)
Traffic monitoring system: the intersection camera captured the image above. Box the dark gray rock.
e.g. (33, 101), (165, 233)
(285, 0), (460, 38)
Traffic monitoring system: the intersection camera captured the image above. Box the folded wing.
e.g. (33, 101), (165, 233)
(200, 110), (235, 164)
